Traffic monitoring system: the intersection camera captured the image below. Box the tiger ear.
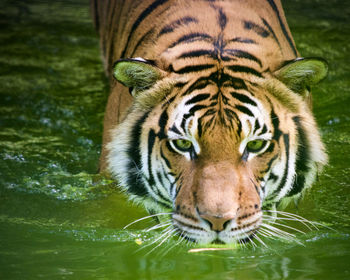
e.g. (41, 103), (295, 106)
(113, 58), (165, 95)
(274, 57), (328, 97)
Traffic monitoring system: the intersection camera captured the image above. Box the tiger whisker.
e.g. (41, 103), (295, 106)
(123, 213), (172, 229)
(252, 232), (268, 248)
(264, 219), (306, 235)
(278, 211), (336, 231)
(263, 215), (314, 231)
(279, 212), (336, 231)
(260, 223), (304, 246)
(261, 223), (296, 238)
(269, 211), (335, 232)
(256, 229), (271, 239)
(258, 227), (294, 243)
(260, 224), (295, 241)
(239, 238), (247, 249)
(145, 221), (172, 232)
(137, 225), (174, 252)
(238, 240), (244, 250)
(146, 228), (178, 256)
(263, 210), (320, 230)
(245, 234), (257, 249)
(158, 229), (186, 257)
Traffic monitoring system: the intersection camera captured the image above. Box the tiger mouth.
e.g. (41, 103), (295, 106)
(211, 239), (226, 245)
(175, 226), (259, 245)
(172, 214), (262, 245)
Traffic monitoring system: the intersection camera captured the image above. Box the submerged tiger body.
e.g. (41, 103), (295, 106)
(92, 0), (328, 244)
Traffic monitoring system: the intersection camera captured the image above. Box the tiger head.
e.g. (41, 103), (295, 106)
(107, 57), (327, 244)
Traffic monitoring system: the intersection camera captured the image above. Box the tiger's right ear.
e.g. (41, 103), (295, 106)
(274, 57), (328, 97)
(113, 58), (166, 95)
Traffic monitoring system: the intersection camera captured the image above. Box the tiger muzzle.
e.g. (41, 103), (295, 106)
(174, 161), (262, 243)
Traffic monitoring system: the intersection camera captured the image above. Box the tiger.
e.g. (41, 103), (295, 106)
(91, 0), (328, 245)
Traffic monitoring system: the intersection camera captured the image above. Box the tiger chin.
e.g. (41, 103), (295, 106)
(92, 0), (328, 245)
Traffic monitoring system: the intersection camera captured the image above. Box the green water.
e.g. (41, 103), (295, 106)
(0, 0), (349, 279)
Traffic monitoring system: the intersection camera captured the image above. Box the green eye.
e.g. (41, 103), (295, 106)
(173, 139), (193, 152)
(246, 140), (266, 153)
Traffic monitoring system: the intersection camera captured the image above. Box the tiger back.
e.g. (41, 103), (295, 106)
(92, 0), (328, 244)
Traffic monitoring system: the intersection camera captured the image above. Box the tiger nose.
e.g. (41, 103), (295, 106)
(200, 213), (235, 232)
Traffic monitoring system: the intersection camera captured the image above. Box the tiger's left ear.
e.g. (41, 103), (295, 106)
(113, 58), (166, 95)
(274, 57), (328, 97)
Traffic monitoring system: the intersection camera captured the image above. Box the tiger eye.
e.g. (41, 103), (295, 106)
(174, 139), (192, 151)
(246, 140), (266, 153)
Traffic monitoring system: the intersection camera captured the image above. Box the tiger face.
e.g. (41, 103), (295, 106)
(107, 58), (327, 244)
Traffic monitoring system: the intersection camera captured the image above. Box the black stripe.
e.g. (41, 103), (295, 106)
(218, 8), (227, 30)
(227, 65), (262, 78)
(173, 81), (188, 88)
(174, 64), (215, 74)
(288, 116), (310, 196)
(254, 118), (261, 133)
(158, 16), (198, 36)
(197, 119), (203, 137)
(189, 104), (207, 115)
(292, 116), (310, 173)
(147, 129), (157, 188)
(127, 112), (150, 196)
(274, 133), (290, 195)
(177, 49), (218, 60)
(185, 93), (211, 105)
(265, 141), (275, 155)
(266, 0), (298, 56)
(230, 91), (257, 107)
(262, 152), (278, 173)
(260, 124), (268, 135)
(243, 20), (270, 38)
(180, 115), (189, 133)
(268, 172), (279, 183)
(169, 124), (182, 135)
(225, 49), (262, 67)
(121, 0), (169, 57)
(168, 32), (212, 48)
(227, 37), (257, 44)
(158, 110), (168, 139)
(261, 17), (281, 48)
(182, 78), (210, 96)
(160, 147), (172, 170)
(270, 108), (282, 140)
(235, 105), (254, 117)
